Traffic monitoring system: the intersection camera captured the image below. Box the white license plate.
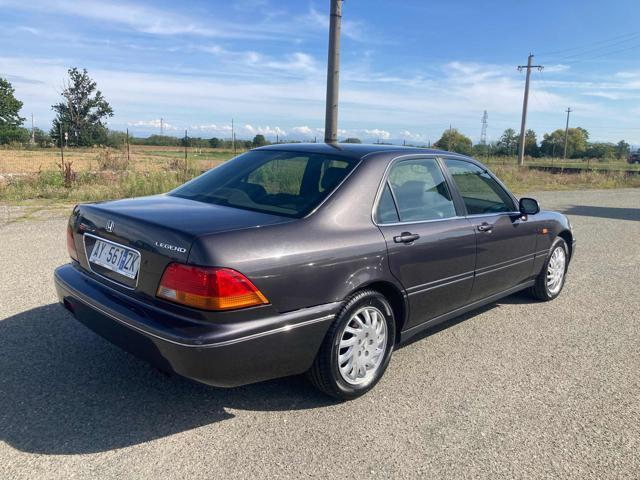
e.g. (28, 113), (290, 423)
(89, 239), (140, 279)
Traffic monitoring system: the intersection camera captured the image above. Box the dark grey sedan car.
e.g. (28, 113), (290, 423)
(55, 144), (575, 400)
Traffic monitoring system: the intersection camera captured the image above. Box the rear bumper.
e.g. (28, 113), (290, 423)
(54, 263), (338, 387)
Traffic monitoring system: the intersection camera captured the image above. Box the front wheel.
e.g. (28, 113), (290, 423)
(306, 290), (395, 400)
(530, 237), (569, 301)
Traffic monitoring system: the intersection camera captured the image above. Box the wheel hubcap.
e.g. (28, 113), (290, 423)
(337, 306), (387, 385)
(546, 246), (566, 295)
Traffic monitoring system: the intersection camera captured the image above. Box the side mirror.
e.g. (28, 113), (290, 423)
(519, 197), (540, 215)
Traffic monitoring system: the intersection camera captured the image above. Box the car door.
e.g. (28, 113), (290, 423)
(375, 157), (476, 328)
(442, 158), (538, 301)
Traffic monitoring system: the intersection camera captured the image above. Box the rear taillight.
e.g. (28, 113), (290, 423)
(157, 263), (269, 311)
(67, 224), (78, 261)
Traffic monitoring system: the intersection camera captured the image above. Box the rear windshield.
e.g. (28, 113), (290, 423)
(170, 150), (358, 218)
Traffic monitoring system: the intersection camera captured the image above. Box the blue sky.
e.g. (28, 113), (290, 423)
(2, 0), (640, 144)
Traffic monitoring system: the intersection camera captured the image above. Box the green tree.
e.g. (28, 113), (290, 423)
(473, 143), (489, 157)
(524, 129), (539, 157)
(106, 130), (128, 148)
(342, 137), (362, 144)
(615, 140), (630, 160)
(586, 142), (616, 160)
(252, 134), (268, 147)
(0, 77), (27, 144)
(496, 128), (518, 156)
(137, 135), (180, 146)
(33, 127), (52, 147)
(434, 128), (472, 155)
(51, 68), (114, 147)
(540, 128), (589, 158)
(209, 137), (222, 148)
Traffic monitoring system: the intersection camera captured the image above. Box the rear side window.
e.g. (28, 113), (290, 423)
(443, 159), (515, 215)
(171, 151), (357, 218)
(383, 158), (456, 222)
(376, 184), (400, 223)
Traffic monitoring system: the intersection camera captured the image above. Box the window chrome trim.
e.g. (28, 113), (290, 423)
(82, 232), (141, 290)
(375, 215), (466, 227)
(465, 211), (523, 219)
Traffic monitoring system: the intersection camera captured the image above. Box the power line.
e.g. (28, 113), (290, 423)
(538, 31), (640, 58)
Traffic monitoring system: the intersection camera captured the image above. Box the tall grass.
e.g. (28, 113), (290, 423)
(0, 164), (638, 204)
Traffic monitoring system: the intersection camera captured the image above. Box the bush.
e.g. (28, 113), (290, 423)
(96, 148), (129, 170)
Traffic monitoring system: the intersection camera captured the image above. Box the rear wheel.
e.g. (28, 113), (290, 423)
(306, 290), (395, 400)
(530, 237), (569, 301)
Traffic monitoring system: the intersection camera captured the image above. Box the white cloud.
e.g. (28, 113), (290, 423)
(399, 130), (425, 141)
(291, 126), (313, 136)
(544, 64), (571, 73)
(128, 119), (177, 130)
(4, 54), (639, 144)
(362, 129), (391, 140)
(243, 124), (286, 137)
(190, 124), (233, 133)
(0, 0), (290, 40)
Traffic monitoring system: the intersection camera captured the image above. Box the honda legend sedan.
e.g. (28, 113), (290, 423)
(55, 144), (575, 400)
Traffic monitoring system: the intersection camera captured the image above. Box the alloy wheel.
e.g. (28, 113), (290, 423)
(337, 306), (388, 385)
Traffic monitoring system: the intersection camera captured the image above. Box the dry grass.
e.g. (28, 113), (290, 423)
(490, 164), (640, 193)
(0, 154), (638, 205)
(0, 145), (240, 173)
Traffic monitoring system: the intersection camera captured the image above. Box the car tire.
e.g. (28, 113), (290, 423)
(529, 237), (569, 301)
(306, 289), (396, 400)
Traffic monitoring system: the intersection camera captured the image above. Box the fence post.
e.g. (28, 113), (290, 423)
(126, 128), (131, 165)
(59, 124), (65, 170)
(184, 129), (188, 177)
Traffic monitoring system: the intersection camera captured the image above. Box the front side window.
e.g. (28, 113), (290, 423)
(171, 151), (357, 217)
(443, 159), (515, 215)
(382, 158), (456, 222)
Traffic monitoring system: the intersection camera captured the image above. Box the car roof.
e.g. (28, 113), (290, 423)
(254, 142), (456, 160)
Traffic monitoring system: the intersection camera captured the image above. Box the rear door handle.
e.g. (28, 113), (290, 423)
(394, 232), (420, 244)
(477, 222), (493, 233)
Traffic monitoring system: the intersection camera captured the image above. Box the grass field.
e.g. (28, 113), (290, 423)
(0, 145), (242, 174)
(0, 147), (639, 204)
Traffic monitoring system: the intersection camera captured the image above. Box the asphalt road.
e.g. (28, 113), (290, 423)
(1, 189), (639, 479)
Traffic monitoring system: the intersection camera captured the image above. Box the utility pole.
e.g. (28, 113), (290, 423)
(126, 128), (131, 164)
(231, 118), (235, 153)
(563, 107), (572, 161)
(480, 110), (488, 145)
(448, 124), (452, 151)
(324, 0), (342, 143)
(30, 113), (35, 145)
(160, 117), (164, 135)
(517, 54), (543, 166)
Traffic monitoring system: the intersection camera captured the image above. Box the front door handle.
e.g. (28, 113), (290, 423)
(394, 232), (420, 244)
(477, 222), (493, 233)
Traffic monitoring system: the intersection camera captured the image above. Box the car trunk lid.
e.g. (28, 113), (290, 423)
(73, 194), (292, 299)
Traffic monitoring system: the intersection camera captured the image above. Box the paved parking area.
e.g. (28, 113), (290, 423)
(1, 189), (639, 479)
